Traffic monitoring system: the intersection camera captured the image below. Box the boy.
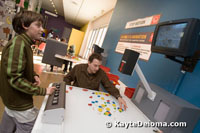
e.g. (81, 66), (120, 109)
(0, 10), (55, 133)
(63, 45), (75, 73)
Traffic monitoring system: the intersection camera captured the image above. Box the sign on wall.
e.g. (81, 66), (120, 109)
(0, 0), (16, 46)
(115, 14), (161, 61)
(125, 14), (161, 29)
(115, 32), (153, 61)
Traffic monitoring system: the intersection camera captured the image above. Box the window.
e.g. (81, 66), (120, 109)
(83, 26), (108, 59)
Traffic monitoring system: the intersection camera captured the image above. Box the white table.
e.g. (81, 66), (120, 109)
(32, 85), (159, 133)
(55, 54), (87, 64)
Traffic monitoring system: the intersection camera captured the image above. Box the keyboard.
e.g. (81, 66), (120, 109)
(42, 82), (66, 124)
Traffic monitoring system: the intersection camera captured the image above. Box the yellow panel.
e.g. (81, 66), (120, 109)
(68, 28), (85, 56)
(80, 22), (89, 32)
(43, 29), (48, 38)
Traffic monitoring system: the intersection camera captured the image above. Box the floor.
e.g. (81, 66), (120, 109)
(0, 46), (66, 121)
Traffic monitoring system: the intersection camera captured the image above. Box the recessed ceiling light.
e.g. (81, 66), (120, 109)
(45, 10), (58, 17)
(71, 1), (78, 5)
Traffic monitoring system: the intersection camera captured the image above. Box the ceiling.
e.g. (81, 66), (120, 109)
(41, 0), (117, 27)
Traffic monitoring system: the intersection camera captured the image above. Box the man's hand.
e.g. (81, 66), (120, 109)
(46, 86), (56, 95)
(118, 97), (128, 111)
(34, 76), (41, 86)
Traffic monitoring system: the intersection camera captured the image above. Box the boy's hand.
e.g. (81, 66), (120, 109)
(118, 97), (128, 111)
(34, 76), (41, 86)
(46, 86), (56, 95)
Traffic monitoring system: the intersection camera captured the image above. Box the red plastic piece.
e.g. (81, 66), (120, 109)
(38, 42), (46, 51)
(100, 65), (111, 73)
(124, 87), (135, 98)
(106, 73), (120, 85)
(82, 89), (88, 91)
(69, 86), (73, 90)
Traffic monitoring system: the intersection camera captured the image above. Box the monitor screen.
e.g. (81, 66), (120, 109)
(155, 23), (187, 49)
(135, 87), (145, 104)
(154, 101), (170, 122)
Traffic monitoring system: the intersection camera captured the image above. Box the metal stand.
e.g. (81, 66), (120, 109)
(135, 63), (156, 101)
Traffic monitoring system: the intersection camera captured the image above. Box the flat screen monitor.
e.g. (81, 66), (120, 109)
(134, 86), (145, 104)
(151, 18), (200, 57)
(42, 39), (68, 67)
(153, 100), (170, 122)
(93, 44), (104, 54)
(118, 49), (140, 75)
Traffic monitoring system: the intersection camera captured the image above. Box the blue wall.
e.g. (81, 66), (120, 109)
(102, 0), (200, 132)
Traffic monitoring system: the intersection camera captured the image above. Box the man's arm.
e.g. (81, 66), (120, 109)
(101, 71), (127, 110)
(63, 65), (76, 85)
(101, 71), (121, 98)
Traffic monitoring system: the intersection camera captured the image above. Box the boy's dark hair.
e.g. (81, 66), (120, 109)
(12, 10), (44, 34)
(88, 53), (102, 63)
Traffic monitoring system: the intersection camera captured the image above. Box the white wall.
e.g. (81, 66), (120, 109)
(28, 0), (42, 12)
(92, 9), (114, 29)
(79, 9), (114, 58)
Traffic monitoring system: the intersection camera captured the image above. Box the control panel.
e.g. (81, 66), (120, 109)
(42, 82), (66, 124)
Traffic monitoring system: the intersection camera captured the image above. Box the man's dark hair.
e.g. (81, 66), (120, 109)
(49, 29), (54, 34)
(88, 53), (102, 63)
(12, 10), (44, 34)
(61, 38), (66, 42)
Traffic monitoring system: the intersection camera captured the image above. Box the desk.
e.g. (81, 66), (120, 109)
(32, 85), (159, 133)
(55, 54), (87, 64)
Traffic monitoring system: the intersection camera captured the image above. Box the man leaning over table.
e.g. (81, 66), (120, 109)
(63, 53), (127, 110)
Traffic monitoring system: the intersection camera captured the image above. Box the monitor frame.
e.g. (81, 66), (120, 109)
(151, 18), (200, 58)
